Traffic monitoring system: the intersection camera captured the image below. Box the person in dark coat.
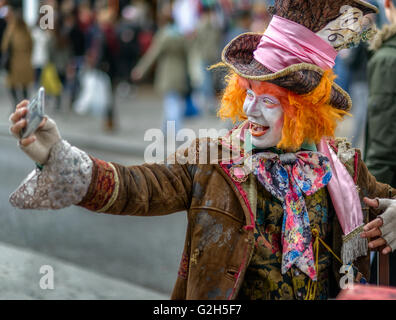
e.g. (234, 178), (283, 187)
(365, 0), (396, 286)
(115, 5), (141, 84)
(86, 7), (119, 132)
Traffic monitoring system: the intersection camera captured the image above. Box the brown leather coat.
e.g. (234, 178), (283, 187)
(78, 137), (396, 300)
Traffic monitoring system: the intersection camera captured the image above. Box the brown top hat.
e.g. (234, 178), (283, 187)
(222, 0), (379, 111)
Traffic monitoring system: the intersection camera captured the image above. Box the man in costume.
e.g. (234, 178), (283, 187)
(8, 0), (396, 300)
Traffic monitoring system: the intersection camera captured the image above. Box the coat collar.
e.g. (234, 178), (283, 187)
(369, 23), (396, 51)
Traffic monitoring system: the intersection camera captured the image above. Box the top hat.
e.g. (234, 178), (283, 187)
(222, 0), (379, 111)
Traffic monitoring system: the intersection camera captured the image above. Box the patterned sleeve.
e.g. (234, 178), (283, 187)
(10, 137), (197, 216)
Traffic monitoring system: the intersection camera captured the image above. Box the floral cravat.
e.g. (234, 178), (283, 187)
(230, 151), (332, 280)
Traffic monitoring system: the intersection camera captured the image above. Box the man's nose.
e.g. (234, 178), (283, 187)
(246, 99), (261, 117)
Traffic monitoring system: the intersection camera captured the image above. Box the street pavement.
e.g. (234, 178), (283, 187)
(0, 241), (167, 300)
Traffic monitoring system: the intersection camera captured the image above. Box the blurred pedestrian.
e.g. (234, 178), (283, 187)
(48, 19), (72, 111)
(1, 8), (34, 110)
(194, 4), (222, 115)
(131, 3), (188, 134)
(173, 0), (202, 119)
(0, 0), (8, 64)
(115, 5), (142, 88)
(173, 0), (200, 36)
(86, 6), (119, 132)
(63, 10), (87, 110)
(31, 17), (50, 89)
(333, 52), (351, 93)
(365, 0), (396, 286)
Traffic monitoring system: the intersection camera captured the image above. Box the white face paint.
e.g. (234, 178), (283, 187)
(243, 89), (284, 149)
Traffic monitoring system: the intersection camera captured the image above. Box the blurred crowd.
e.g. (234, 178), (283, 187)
(0, 0), (389, 144)
(0, 0), (158, 131)
(0, 0), (272, 133)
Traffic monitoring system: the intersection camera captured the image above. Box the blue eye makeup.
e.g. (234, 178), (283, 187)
(258, 95), (279, 106)
(246, 89), (255, 100)
(261, 97), (276, 104)
(245, 90), (280, 106)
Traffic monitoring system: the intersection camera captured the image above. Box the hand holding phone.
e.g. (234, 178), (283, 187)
(9, 89), (61, 165)
(20, 87), (45, 139)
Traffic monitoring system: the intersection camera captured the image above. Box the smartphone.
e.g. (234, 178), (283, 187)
(20, 87), (45, 139)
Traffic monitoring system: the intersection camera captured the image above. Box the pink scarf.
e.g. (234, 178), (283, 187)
(318, 139), (367, 264)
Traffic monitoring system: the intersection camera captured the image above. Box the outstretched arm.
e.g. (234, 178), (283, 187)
(77, 157), (193, 216)
(9, 100), (193, 216)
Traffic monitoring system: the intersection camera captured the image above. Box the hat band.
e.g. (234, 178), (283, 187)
(253, 16), (338, 72)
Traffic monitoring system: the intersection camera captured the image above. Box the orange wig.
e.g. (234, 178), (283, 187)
(218, 69), (349, 151)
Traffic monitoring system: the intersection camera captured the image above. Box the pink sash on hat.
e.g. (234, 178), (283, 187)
(253, 15), (338, 72)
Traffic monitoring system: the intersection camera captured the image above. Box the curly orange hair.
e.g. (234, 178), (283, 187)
(218, 69), (349, 151)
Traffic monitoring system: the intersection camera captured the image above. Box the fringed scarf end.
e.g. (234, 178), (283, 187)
(341, 225), (368, 265)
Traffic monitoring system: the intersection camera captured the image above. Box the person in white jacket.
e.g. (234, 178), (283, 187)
(31, 22), (50, 88)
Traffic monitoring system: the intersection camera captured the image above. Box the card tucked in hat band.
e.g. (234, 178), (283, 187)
(253, 15), (338, 72)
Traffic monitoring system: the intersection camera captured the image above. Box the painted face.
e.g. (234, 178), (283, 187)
(243, 89), (284, 149)
(316, 5), (375, 50)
